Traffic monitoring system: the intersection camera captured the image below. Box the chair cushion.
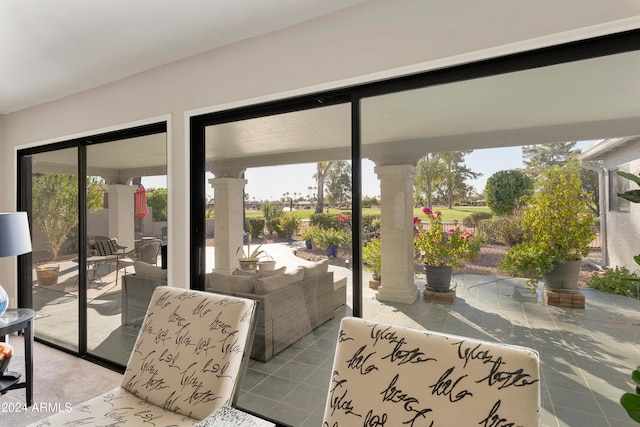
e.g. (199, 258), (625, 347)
(26, 387), (200, 426)
(121, 287), (257, 420)
(133, 260), (167, 281)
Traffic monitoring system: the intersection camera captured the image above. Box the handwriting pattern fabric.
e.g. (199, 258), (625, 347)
(122, 287), (257, 420)
(27, 288), (257, 427)
(323, 317), (540, 426)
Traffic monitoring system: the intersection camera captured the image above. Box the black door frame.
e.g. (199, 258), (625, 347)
(17, 122), (167, 370)
(189, 28), (640, 317)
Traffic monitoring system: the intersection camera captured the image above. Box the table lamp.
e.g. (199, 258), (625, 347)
(0, 212), (32, 317)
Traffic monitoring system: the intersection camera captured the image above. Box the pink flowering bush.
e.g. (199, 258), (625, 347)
(414, 207), (473, 268)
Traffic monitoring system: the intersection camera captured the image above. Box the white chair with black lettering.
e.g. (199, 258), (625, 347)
(322, 317), (540, 426)
(28, 287), (258, 426)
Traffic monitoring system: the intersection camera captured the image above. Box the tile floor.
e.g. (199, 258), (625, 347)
(30, 242), (640, 426)
(236, 271), (640, 427)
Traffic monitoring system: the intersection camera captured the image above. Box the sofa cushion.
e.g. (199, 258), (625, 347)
(302, 258), (329, 280)
(255, 266), (304, 294)
(133, 261), (167, 281)
(207, 271), (257, 294)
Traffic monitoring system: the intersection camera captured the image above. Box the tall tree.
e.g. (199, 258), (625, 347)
(522, 142), (579, 178)
(325, 161), (352, 208)
(440, 151), (480, 208)
(32, 174), (104, 260)
(522, 142), (599, 215)
(146, 188), (168, 221)
(313, 162), (332, 213)
(414, 153), (446, 207)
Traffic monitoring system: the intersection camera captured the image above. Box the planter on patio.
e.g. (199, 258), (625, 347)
(424, 264), (453, 292)
(543, 259), (581, 290)
(36, 265), (59, 287)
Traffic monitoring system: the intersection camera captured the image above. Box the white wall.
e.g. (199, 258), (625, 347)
(1, 0), (638, 302)
(603, 145), (640, 274)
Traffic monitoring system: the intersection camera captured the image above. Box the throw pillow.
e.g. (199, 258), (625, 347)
(302, 258), (329, 280)
(207, 271), (257, 294)
(260, 266), (286, 277)
(133, 261), (167, 281)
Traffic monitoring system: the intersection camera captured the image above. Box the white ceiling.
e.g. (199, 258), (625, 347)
(0, 0), (367, 114)
(6, 0), (640, 177)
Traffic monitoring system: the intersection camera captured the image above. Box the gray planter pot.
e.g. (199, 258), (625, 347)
(543, 259), (581, 290)
(425, 264), (453, 292)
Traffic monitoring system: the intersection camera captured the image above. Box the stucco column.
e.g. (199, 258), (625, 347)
(209, 177), (247, 274)
(107, 184), (137, 250)
(374, 164), (418, 303)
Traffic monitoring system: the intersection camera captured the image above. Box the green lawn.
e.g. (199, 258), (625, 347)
(245, 206), (492, 222)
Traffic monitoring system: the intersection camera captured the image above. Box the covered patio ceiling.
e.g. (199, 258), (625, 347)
(207, 49), (640, 174)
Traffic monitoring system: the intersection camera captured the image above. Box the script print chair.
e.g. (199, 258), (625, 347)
(29, 287), (258, 426)
(322, 317), (541, 426)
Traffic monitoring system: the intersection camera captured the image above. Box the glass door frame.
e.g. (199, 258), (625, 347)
(189, 28), (640, 317)
(17, 122), (167, 370)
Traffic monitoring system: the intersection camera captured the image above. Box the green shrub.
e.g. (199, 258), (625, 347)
(310, 213), (339, 230)
(587, 266), (640, 298)
(274, 212), (300, 238)
(248, 218), (265, 238)
(477, 211), (524, 247)
(462, 212), (493, 228)
(485, 169), (532, 215)
(362, 214), (381, 240)
(362, 237), (382, 278)
(261, 202), (283, 234)
(316, 227), (349, 249)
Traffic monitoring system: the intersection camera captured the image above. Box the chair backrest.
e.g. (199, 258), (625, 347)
(122, 287), (258, 420)
(322, 317), (540, 426)
(134, 239), (162, 264)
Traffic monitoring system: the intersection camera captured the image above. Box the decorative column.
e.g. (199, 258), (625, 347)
(107, 185), (137, 250)
(209, 177), (247, 274)
(374, 165), (418, 303)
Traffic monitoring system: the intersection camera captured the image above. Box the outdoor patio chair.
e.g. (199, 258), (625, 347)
(116, 238), (162, 274)
(322, 317), (541, 426)
(28, 286), (259, 426)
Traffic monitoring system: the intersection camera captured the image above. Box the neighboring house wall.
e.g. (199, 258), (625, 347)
(602, 144), (640, 274)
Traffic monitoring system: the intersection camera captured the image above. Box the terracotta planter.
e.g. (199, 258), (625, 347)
(425, 264), (453, 292)
(543, 259), (581, 290)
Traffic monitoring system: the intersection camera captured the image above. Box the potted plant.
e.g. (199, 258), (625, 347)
(498, 167), (594, 291)
(362, 237), (382, 289)
(301, 226), (319, 250)
(317, 228), (345, 258)
(236, 243), (266, 271)
(414, 207), (472, 291)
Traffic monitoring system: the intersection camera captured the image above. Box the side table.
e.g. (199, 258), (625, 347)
(0, 308), (34, 406)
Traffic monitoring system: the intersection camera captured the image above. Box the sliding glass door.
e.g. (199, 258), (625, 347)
(18, 123), (167, 369)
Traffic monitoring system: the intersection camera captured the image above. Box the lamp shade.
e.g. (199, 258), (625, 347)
(0, 212), (32, 258)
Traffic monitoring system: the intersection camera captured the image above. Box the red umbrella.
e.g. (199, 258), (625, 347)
(135, 184), (149, 219)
